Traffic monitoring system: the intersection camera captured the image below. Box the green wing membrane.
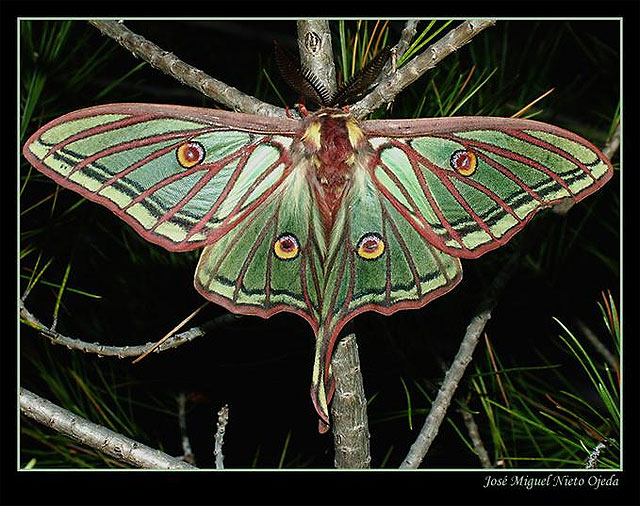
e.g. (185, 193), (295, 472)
(194, 164), (323, 327)
(24, 106), (613, 429)
(364, 117), (613, 258)
(322, 165), (462, 323)
(23, 104), (299, 251)
(193, 141), (463, 425)
(309, 165), (462, 422)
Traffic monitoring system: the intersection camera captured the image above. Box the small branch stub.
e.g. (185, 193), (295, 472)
(177, 393), (196, 465)
(461, 407), (492, 468)
(214, 405), (229, 470)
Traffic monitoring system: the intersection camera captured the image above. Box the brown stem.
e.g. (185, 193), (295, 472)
(20, 388), (196, 469)
(350, 19), (496, 119)
(297, 20), (338, 98)
(20, 298), (238, 359)
(330, 334), (371, 468)
(88, 20), (288, 118)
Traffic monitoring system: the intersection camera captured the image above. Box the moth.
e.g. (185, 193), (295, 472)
(22, 41), (614, 431)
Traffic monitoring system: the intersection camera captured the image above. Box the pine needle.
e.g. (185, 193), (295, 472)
(511, 87), (555, 118)
(132, 302), (209, 363)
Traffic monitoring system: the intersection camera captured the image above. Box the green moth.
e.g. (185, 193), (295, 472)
(22, 47), (614, 431)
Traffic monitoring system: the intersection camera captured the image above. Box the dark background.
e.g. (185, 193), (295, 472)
(18, 16), (622, 476)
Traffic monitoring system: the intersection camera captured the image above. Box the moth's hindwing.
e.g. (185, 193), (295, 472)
(194, 163), (323, 331)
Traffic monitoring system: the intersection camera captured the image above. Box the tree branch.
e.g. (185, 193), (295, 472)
(350, 19), (496, 119)
(602, 122), (620, 160)
(585, 439), (612, 469)
(395, 20), (420, 61)
(576, 320), (619, 371)
(19, 298), (239, 359)
(88, 20), (288, 118)
(20, 388), (196, 469)
(400, 310), (492, 468)
(460, 406), (492, 468)
(330, 334), (371, 468)
(376, 20), (419, 81)
(400, 251), (522, 469)
(297, 20), (337, 98)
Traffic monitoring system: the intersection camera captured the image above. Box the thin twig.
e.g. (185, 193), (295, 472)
(376, 20), (419, 83)
(400, 309), (492, 468)
(20, 388), (196, 469)
(330, 334), (371, 469)
(214, 405), (229, 470)
(394, 20), (420, 61)
(132, 301), (208, 363)
(88, 20), (288, 118)
(400, 252), (522, 469)
(460, 407), (492, 468)
(19, 298), (239, 358)
(350, 19), (496, 118)
(585, 439), (612, 469)
(177, 393), (196, 465)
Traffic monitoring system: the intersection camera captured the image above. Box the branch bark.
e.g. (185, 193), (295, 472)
(297, 20), (337, 98)
(88, 20), (288, 118)
(20, 388), (196, 469)
(585, 439), (611, 469)
(576, 320), (619, 371)
(400, 251), (522, 469)
(330, 334), (371, 468)
(460, 406), (492, 468)
(20, 298), (239, 359)
(350, 19), (496, 119)
(177, 393), (196, 465)
(400, 310), (492, 468)
(214, 405), (229, 469)
(395, 20), (420, 61)
(603, 122), (621, 160)
(375, 20), (419, 82)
